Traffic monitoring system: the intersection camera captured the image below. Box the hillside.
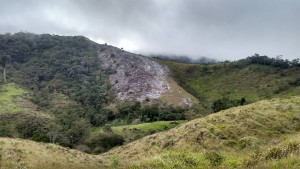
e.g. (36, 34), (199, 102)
(158, 59), (300, 113)
(0, 33), (196, 154)
(105, 96), (300, 168)
(1, 96), (299, 168)
(0, 138), (107, 169)
(1, 32), (299, 168)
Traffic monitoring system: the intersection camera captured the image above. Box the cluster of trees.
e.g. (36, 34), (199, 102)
(212, 97), (246, 112)
(231, 54), (300, 68)
(117, 102), (187, 123)
(0, 111), (124, 154)
(90, 101), (188, 126)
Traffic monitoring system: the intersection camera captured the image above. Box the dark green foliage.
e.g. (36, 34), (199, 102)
(86, 132), (124, 154)
(0, 32), (117, 151)
(0, 113), (51, 141)
(212, 97), (246, 112)
(116, 102), (187, 123)
(232, 53), (299, 69)
(0, 32), (113, 114)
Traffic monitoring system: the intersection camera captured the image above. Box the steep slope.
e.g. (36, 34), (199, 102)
(0, 32), (196, 107)
(104, 96), (300, 168)
(0, 138), (107, 169)
(97, 44), (197, 106)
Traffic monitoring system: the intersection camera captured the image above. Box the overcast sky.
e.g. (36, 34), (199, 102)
(0, 0), (299, 60)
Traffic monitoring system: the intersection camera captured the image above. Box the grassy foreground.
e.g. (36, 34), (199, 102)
(105, 96), (300, 168)
(0, 95), (299, 168)
(0, 138), (106, 169)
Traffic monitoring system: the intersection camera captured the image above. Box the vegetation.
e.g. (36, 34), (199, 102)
(108, 96), (300, 168)
(0, 138), (106, 169)
(95, 120), (186, 142)
(0, 32), (299, 168)
(159, 56), (300, 113)
(0, 33), (189, 154)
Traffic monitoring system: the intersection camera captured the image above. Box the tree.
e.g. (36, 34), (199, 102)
(0, 53), (10, 83)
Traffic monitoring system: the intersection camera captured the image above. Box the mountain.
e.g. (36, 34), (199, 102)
(0, 32), (196, 107)
(0, 32), (196, 154)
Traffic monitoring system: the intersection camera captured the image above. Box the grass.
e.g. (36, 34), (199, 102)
(159, 77), (199, 106)
(112, 120), (186, 134)
(0, 96), (299, 168)
(0, 83), (26, 113)
(0, 137), (107, 169)
(0, 83), (50, 117)
(159, 60), (300, 112)
(95, 120), (186, 142)
(104, 96), (300, 168)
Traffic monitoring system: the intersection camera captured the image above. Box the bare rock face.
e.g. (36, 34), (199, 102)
(97, 45), (170, 102)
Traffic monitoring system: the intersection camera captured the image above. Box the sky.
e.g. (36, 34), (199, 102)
(0, 0), (299, 60)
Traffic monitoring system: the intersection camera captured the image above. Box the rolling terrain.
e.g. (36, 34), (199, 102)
(106, 96), (300, 168)
(1, 96), (299, 168)
(0, 32), (300, 169)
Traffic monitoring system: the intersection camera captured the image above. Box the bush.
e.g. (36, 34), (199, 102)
(86, 132), (124, 154)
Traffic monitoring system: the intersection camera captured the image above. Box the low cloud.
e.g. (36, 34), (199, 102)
(0, 0), (299, 60)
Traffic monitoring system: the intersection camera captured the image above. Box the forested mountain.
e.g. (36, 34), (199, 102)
(0, 33), (193, 154)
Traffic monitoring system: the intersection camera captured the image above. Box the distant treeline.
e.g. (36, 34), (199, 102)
(153, 53), (299, 69)
(152, 55), (218, 64)
(226, 54), (300, 69)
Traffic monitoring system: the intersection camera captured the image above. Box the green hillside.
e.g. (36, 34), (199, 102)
(159, 59), (300, 113)
(0, 138), (107, 169)
(1, 96), (299, 169)
(105, 96), (300, 168)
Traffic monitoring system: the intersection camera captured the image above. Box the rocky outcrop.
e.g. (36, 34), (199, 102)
(97, 45), (169, 101)
(97, 44), (194, 106)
